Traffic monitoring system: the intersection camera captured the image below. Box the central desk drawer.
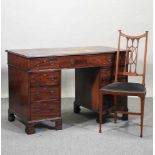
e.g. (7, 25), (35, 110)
(30, 86), (60, 102)
(85, 54), (113, 67)
(60, 54), (114, 68)
(31, 100), (60, 120)
(30, 71), (60, 86)
(30, 53), (114, 70)
(59, 56), (85, 68)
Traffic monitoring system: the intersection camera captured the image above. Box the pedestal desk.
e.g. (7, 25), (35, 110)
(6, 46), (128, 134)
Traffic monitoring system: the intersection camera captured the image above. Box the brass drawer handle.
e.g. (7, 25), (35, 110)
(35, 77), (41, 81)
(35, 64), (40, 67)
(107, 58), (112, 62)
(70, 59), (75, 65)
(87, 59), (93, 63)
(35, 92), (40, 97)
(35, 109), (42, 113)
(51, 76), (55, 80)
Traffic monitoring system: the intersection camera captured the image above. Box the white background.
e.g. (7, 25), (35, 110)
(1, 0), (153, 98)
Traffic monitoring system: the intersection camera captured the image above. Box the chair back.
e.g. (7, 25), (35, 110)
(115, 30), (148, 85)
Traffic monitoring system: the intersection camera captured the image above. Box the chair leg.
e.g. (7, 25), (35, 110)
(140, 96), (145, 138)
(99, 93), (103, 133)
(113, 96), (117, 123)
(114, 112), (117, 123)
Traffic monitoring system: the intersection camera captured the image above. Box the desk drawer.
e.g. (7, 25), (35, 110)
(59, 56), (85, 68)
(60, 54), (114, 68)
(100, 68), (112, 87)
(31, 101), (60, 120)
(100, 68), (112, 80)
(85, 54), (113, 67)
(30, 56), (85, 69)
(30, 86), (60, 102)
(30, 57), (60, 70)
(30, 54), (114, 70)
(30, 71), (60, 86)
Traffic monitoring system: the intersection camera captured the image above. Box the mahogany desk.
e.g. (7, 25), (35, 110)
(6, 46), (128, 134)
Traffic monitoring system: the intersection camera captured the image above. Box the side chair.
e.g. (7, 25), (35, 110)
(99, 30), (148, 137)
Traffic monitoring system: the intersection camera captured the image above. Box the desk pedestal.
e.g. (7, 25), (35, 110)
(74, 67), (128, 123)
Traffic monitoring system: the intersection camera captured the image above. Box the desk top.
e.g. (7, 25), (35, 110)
(6, 46), (123, 58)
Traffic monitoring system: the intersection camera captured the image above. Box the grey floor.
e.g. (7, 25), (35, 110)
(1, 98), (153, 155)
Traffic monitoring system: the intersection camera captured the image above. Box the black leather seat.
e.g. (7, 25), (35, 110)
(100, 82), (146, 93)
